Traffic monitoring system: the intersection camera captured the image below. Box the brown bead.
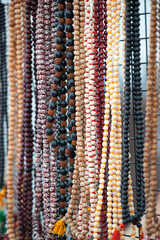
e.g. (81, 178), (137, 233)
(67, 59), (73, 66)
(48, 109), (55, 116)
(61, 108), (67, 113)
(60, 188), (66, 195)
(58, 4), (65, 10)
(60, 161), (67, 168)
(70, 86), (75, 91)
(54, 146), (59, 153)
(60, 134), (66, 139)
(72, 126), (76, 132)
(60, 94), (66, 100)
(60, 81), (66, 87)
(67, 73), (74, 80)
(62, 53), (66, 59)
(47, 135), (55, 142)
(60, 175), (67, 182)
(69, 173), (73, 179)
(69, 99), (75, 106)
(55, 71), (63, 78)
(51, 97), (57, 102)
(60, 121), (67, 127)
(51, 83), (58, 90)
(72, 140), (76, 146)
(59, 202), (67, 208)
(69, 158), (74, 164)
(66, 32), (73, 38)
(57, 31), (64, 37)
(55, 58), (62, 65)
(66, 2), (73, 9)
(71, 113), (75, 119)
(66, 32), (74, 39)
(59, 18), (65, 24)
(65, 148), (71, 155)
(55, 44), (63, 51)
(66, 18), (73, 25)
(67, 46), (74, 52)
(69, 187), (72, 193)
(46, 122), (52, 128)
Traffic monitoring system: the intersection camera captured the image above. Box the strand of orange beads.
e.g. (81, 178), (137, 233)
(7, 0), (17, 239)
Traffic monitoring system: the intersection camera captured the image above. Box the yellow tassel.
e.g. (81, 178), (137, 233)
(50, 219), (66, 237)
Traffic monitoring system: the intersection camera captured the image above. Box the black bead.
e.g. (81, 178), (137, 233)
(54, 50), (62, 58)
(59, 154), (66, 161)
(67, 51), (74, 59)
(70, 119), (75, 126)
(45, 128), (53, 136)
(71, 132), (77, 140)
(67, 136), (72, 143)
(59, 139), (67, 146)
(57, 10), (64, 18)
(55, 36), (64, 44)
(67, 79), (74, 89)
(59, 146), (65, 154)
(59, 127), (67, 134)
(60, 114), (67, 121)
(59, 194), (67, 201)
(57, 23), (64, 31)
(65, 24), (73, 32)
(68, 164), (74, 172)
(59, 182), (67, 188)
(70, 152), (76, 158)
(61, 100), (67, 108)
(49, 101), (57, 110)
(46, 115), (55, 122)
(59, 86), (66, 94)
(55, 64), (63, 72)
(61, 73), (67, 81)
(69, 106), (76, 113)
(53, 77), (60, 85)
(60, 208), (67, 215)
(65, 9), (73, 18)
(68, 179), (73, 187)
(62, 59), (66, 67)
(69, 92), (75, 99)
(60, 168), (67, 175)
(51, 90), (58, 97)
(67, 65), (74, 73)
(66, 39), (74, 46)
(51, 140), (58, 148)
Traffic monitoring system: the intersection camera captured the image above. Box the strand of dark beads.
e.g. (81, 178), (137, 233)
(131, 0), (145, 226)
(17, 1), (34, 239)
(65, 0), (76, 198)
(121, 0), (132, 225)
(93, 0), (100, 172)
(31, 0), (38, 120)
(46, 0), (68, 222)
(121, 0), (145, 228)
(0, 3), (7, 189)
(99, 0), (107, 238)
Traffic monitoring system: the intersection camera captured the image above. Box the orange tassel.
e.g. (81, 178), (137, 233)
(111, 229), (120, 240)
(139, 228), (144, 240)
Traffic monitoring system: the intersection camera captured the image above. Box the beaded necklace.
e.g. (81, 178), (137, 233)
(60, 0), (88, 238)
(7, 0), (25, 238)
(121, 1), (136, 238)
(0, 2), (7, 190)
(33, 1), (46, 238)
(143, 0), (160, 238)
(121, 0), (145, 232)
(17, 0), (33, 239)
(94, 1), (123, 239)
